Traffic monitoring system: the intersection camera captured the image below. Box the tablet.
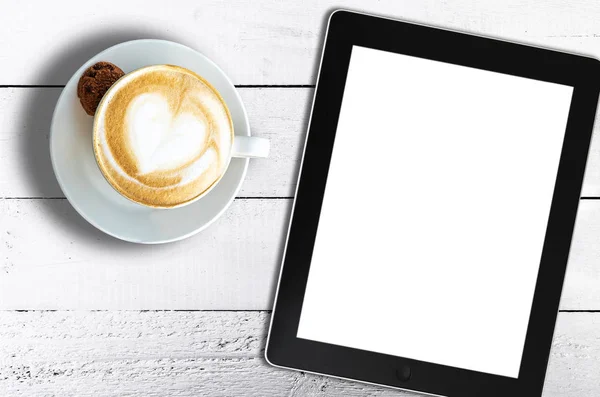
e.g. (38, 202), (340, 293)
(266, 10), (600, 397)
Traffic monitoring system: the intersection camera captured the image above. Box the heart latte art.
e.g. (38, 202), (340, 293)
(94, 65), (233, 208)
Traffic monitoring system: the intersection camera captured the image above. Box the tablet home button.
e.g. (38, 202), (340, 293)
(396, 365), (411, 382)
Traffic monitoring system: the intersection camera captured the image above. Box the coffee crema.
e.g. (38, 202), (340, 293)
(93, 65), (233, 208)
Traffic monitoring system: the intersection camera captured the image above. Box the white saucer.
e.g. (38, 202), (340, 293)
(50, 40), (250, 244)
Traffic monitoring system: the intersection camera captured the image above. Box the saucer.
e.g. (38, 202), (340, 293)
(50, 40), (250, 244)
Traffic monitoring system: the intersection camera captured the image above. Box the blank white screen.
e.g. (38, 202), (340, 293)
(296, 46), (573, 378)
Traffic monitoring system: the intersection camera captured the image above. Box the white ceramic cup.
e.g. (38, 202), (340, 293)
(93, 64), (269, 208)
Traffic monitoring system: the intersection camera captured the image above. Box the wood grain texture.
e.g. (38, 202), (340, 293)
(0, 199), (290, 310)
(3, 1), (600, 85)
(583, 115), (600, 196)
(1, 1), (600, 395)
(563, 200), (600, 309)
(0, 198), (599, 310)
(0, 311), (598, 396)
(0, 87), (309, 198)
(2, 87), (600, 198)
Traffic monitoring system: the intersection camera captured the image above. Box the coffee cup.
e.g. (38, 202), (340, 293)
(92, 64), (269, 208)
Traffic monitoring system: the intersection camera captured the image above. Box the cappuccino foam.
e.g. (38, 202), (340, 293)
(94, 65), (233, 208)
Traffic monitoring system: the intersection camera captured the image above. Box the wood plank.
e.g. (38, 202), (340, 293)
(0, 199), (291, 310)
(3, 87), (600, 198)
(562, 200), (600, 309)
(0, 87), (309, 198)
(3, 1), (600, 85)
(1, 198), (600, 310)
(0, 311), (598, 396)
(582, 114), (600, 196)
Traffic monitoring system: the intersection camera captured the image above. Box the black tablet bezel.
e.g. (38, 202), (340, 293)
(266, 10), (600, 397)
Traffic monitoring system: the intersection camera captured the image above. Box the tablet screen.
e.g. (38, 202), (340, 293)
(297, 46), (573, 378)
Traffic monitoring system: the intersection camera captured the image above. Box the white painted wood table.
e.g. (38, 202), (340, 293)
(1, 1), (600, 395)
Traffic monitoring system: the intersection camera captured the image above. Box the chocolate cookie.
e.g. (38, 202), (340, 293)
(77, 61), (125, 116)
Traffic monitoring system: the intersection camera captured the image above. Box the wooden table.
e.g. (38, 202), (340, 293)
(1, 1), (599, 395)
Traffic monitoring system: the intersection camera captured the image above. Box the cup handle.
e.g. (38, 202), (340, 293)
(231, 135), (270, 158)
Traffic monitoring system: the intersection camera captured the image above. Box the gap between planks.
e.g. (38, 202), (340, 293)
(0, 84), (316, 89)
(1, 197), (598, 200)
(7, 310), (600, 313)
(0, 197), (293, 200)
